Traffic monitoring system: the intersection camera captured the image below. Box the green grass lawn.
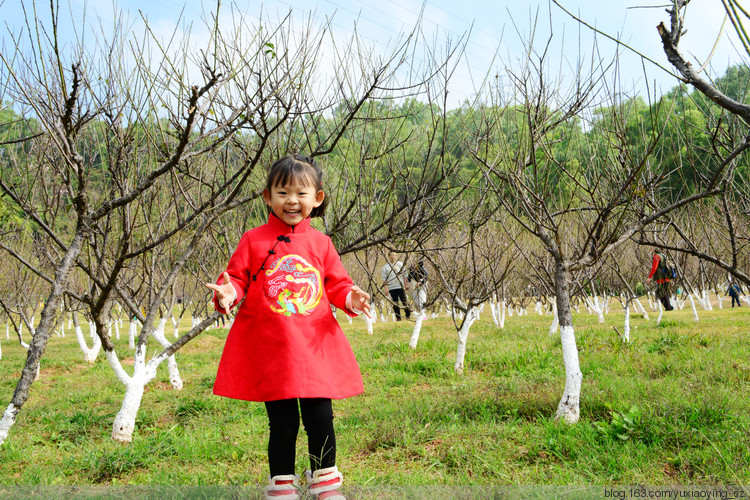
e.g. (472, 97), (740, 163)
(0, 302), (748, 488)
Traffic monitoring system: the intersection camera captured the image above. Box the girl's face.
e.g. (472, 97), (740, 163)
(263, 179), (324, 226)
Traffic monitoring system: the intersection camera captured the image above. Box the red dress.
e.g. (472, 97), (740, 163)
(212, 214), (364, 402)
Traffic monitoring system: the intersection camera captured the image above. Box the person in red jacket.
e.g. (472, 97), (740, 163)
(207, 155), (370, 500)
(646, 247), (674, 311)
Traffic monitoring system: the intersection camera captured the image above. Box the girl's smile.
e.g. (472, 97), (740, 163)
(263, 180), (325, 226)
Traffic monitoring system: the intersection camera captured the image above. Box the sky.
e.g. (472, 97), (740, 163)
(1, 0), (747, 109)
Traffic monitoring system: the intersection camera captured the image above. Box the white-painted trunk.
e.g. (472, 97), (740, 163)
(454, 308), (479, 375)
(365, 314), (373, 335)
(688, 294), (699, 322)
(489, 298), (499, 327)
(346, 314), (352, 324)
(171, 317), (179, 338)
(74, 325), (101, 363)
(555, 325), (582, 424)
(499, 300), (506, 328)
(0, 403), (21, 445)
(586, 296), (605, 324)
(114, 320), (120, 340)
(647, 293), (655, 311)
(409, 311), (425, 349)
(107, 346), (158, 443)
(656, 301), (664, 325)
(5, 324), (8, 340)
(634, 298), (649, 320)
(152, 318), (183, 390)
(701, 290), (713, 310)
(111, 377), (146, 443)
(622, 304), (631, 343)
(549, 303), (559, 335)
(508, 307), (513, 317)
(128, 320), (137, 350)
(535, 301), (542, 315)
(717, 292), (723, 309)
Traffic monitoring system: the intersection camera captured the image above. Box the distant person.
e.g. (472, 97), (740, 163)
(206, 155), (370, 500)
(408, 259), (429, 314)
(382, 251), (411, 321)
(727, 281), (743, 308)
(646, 247), (674, 311)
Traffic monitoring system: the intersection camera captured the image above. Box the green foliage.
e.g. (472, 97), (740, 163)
(594, 406), (642, 442)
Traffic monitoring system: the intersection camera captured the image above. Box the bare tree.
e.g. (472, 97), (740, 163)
(467, 10), (735, 422)
(0, 3), (468, 443)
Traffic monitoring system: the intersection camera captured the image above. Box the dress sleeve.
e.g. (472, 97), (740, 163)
(212, 232), (252, 312)
(323, 237), (355, 316)
(647, 254), (659, 280)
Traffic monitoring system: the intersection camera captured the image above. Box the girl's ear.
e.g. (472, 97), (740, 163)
(313, 189), (325, 207)
(262, 188), (272, 207)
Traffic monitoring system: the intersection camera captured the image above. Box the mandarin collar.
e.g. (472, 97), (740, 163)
(267, 212), (312, 234)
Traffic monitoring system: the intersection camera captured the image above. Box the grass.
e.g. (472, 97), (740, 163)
(0, 301), (749, 489)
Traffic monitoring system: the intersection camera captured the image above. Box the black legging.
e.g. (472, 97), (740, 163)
(388, 287), (411, 320)
(264, 398), (335, 476)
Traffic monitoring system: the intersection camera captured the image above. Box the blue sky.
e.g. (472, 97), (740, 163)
(1, 0), (747, 109)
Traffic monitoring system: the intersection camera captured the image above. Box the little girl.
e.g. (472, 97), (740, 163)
(207, 155), (370, 500)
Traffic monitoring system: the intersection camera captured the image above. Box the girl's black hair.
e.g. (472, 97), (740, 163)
(266, 155), (327, 218)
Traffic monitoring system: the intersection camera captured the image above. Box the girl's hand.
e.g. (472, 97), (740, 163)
(205, 272), (237, 314)
(351, 285), (371, 318)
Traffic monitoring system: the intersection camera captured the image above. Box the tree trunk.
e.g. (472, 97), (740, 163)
(409, 311), (424, 349)
(454, 307), (479, 375)
(152, 318), (183, 390)
(553, 261), (582, 424)
(688, 294), (699, 321)
(128, 320), (137, 349)
(489, 295), (499, 327)
(622, 300), (631, 343)
(656, 300), (664, 325)
(634, 298), (649, 320)
(0, 230), (87, 446)
(586, 295), (605, 324)
(108, 346), (154, 443)
(74, 324), (102, 363)
(548, 302), (559, 335)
